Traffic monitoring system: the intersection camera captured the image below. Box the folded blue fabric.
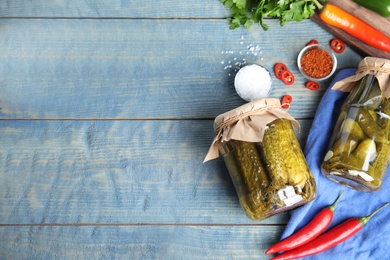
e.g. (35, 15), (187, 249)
(280, 69), (390, 259)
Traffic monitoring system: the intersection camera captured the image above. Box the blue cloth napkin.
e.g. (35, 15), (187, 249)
(280, 69), (390, 259)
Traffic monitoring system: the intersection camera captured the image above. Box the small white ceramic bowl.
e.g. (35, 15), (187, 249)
(297, 44), (337, 81)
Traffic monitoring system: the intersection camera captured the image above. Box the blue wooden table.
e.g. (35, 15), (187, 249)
(0, 1), (363, 259)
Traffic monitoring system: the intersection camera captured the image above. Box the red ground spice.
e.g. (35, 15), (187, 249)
(301, 49), (333, 79)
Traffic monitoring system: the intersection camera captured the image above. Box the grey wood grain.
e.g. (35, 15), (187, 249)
(0, 1), (364, 258)
(0, 119), (313, 225)
(0, 19), (362, 119)
(0, 225), (284, 259)
(0, 0), (231, 18)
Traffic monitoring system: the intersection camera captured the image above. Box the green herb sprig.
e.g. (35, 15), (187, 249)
(221, 0), (327, 30)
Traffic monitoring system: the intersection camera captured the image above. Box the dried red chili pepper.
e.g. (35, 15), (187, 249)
(281, 70), (295, 85)
(266, 192), (343, 255)
(271, 203), (389, 260)
(281, 95), (292, 108)
(300, 49), (333, 79)
(305, 81), (319, 91)
(330, 38), (345, 54)
(274, 63), (287, 79)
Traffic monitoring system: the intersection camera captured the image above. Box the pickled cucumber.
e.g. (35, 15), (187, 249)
(367, 142), (390, 189)
(261, 119), (302, 187)
(321, 74), (390, 192)
(221, 140), (271, 217)
(344, 153), (373, 171)
(378, 96), (390, 142)
(357, 107), (386, 142)
(331, 134), (359, 156)
(260, 119), (315, 201)
(220, 118), (315, 220)
(353, 138), (376, 162)
(341, 118), (366, 140)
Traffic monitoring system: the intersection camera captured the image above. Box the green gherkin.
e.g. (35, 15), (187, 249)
(341, 118), (365, 140)
(260, 119), (315, 201)
(220, 118), (316, 220)
(356, 107), (386, 142)
(331, 134), (359, 157)
(220, 140), (271, 220)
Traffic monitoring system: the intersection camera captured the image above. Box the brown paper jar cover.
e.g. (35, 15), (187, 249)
(332, 57), (390, 98)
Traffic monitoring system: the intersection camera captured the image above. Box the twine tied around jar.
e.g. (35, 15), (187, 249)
(332, 57), (390, 98)
(203, 98), (300, 162)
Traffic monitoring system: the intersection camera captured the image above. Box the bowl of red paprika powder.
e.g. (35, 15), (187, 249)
(297, 44), (337, 81)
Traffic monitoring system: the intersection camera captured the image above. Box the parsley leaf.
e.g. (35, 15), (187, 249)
(221, 0), (327, 30)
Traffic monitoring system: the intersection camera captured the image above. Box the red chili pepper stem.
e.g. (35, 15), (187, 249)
(359, 202), (389, 226)
(271, 202), (389, 260)
(328, 191), (344, 212)
(265, 191), (344, 255)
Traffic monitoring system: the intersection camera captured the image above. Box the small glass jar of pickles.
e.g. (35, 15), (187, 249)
(321, 57), (390, 192)
(204, 98), (316, 221)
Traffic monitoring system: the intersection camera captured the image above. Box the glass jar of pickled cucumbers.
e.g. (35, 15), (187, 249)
(321, 57), (390, 192)
(204, 98), (316, 221)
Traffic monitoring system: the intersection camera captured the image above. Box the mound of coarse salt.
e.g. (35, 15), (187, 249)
(234, 64), (272, 102)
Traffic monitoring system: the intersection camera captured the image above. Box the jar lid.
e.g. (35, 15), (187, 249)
(332, 57), (390, 98)
(204, 98), (299, 162)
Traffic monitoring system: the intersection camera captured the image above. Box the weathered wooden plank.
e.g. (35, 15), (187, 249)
(0, 1), (363, 259)
(0, 225), (284, 259)
(0, 0), (231, 18)
(0, 119), (312, 225)
(0, 19), (362, 119)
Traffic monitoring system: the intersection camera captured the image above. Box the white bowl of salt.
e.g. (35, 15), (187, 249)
(234, 64), (273, 102)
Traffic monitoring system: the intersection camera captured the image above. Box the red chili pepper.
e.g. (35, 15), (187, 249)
(306, 39), (319, 50)
(281, 70), (295, 85)
(305, 81), (320, 91)
(320, 4), (390, 53)
(274, 63), (287, 79)
(266, 192), (343, 255)
(306, 39), (319, 46)
(330, 38), (345, 54)
(281, 95), (292, 108)
(271, 203), (389, 260)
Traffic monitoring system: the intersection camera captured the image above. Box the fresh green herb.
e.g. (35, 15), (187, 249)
(221, 0), (327, 30)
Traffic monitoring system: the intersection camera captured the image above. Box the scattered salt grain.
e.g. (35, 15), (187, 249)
(220, 35), (265, 77)
(234, 64), (272, 102)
